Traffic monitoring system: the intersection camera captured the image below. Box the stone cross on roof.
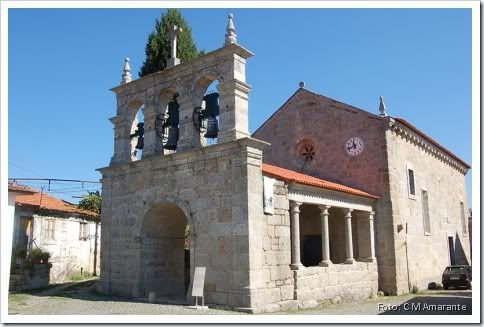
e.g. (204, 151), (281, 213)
(167, 25), (183, 68)
(224, 14), (237, 46)
(121, 57), (132, 84)
(379, 96), (388, 116)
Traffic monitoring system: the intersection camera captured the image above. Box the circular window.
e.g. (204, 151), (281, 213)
(296, 139), (316, 164)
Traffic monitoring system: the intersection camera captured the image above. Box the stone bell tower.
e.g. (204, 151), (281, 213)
(98, 14), (268, 309)
(108, 13), (253, 165)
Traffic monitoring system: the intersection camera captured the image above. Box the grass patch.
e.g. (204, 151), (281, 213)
(9, 293), (30, 306)
(66, 272), (92, 282)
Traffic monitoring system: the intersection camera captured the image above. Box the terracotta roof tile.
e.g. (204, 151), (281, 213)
(262, 164), (379, 199)
(8, 182), (36, 193)
(394, 118), (470, 169)
(14, 185), (98, 218)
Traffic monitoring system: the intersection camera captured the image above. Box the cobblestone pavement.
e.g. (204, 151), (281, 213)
(8, 280), (471, 316)
(281, 290), (471, 315)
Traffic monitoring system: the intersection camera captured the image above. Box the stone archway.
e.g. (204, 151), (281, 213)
(137, 202), (190, 302)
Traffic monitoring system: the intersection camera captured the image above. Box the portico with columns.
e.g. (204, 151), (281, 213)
(256, 164), (379, 308)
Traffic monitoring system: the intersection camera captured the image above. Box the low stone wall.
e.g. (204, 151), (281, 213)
(294, 262), (378, 307)
(9, 264), (51, 292)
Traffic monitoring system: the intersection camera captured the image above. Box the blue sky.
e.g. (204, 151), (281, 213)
(8, 8), (472, 204)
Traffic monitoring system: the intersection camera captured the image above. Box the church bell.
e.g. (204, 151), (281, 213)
(204, 117), (219, 139)
(164, 127), (179, 151)
(203, 92), (220, 139)
(130, 122), (145, 151)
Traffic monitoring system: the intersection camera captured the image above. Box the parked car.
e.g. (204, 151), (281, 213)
(442, 265), (472, 290)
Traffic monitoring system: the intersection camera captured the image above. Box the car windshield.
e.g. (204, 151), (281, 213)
(445, 267), (467, 273)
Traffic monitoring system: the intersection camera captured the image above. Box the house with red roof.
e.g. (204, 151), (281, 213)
(9, 183), (100, 283)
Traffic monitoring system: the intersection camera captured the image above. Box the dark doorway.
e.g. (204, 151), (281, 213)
(139, 203), (189, 302)
(448, 236), (455, 265)
(19, 216), (33, 251)
(302, 235), (322, 266)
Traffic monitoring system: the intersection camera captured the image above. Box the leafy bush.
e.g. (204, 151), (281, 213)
(12, 246), (27, 259)
(29, 248), (51, 263)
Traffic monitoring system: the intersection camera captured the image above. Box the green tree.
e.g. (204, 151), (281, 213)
(77, 191), (102, 215)
(139, 9), (204, 77)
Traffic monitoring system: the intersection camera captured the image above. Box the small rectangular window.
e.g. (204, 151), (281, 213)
(422, 190), (430, 234)
(45, 220), (55, 240)
(79, 222), (88, 240)
(408, 169), (416, 196)
(460, 202), (467, 236)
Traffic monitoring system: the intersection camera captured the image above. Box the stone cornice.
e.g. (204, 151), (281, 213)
(287, 183), (375, 212)
(110, 43), (254, 95)
(97, 137), (268, 176)
(387, 117), (470, 175)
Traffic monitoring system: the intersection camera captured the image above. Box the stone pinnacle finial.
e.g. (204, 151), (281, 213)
(224, 13), (237, 46)
(121, 57), (132, 84)
(379, 96), (388, 116)
(299, 81), (306, 88)
(167, 25), (183, 68)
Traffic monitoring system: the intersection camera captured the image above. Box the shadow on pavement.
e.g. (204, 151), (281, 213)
(26, 279), (187, 306)
(379, 292), (471, 315)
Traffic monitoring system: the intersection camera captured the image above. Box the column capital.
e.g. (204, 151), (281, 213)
(318, 205), (331, 214)
(344, 208), (353, 217)
(290, 201), (302, 212)
(357, 211), (375, 220)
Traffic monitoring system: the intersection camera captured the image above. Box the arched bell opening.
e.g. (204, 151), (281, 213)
(138, 202), (191, 303)
(193, 75), (221, 147)
(154, 89), (179, 155)
(127, 98), (145, 161)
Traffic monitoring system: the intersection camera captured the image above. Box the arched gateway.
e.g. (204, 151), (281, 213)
(138, 202), (190, 301)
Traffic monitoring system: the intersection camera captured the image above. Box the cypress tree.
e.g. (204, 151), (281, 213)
(139, 9), (204, 77)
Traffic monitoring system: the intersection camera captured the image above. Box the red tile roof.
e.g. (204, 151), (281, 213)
(394, 118), (470, 169)
(14, 185), (98, 218)
(262, 164), (379, 199)
(8, 182), (36, 194)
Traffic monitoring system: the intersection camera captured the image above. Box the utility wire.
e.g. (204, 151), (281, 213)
(8, 161), (45, 178)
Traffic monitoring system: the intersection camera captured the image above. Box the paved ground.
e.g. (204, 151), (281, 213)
(8, 280), (471, 315)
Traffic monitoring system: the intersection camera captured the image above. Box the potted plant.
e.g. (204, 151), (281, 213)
(40, 250), (51, 264)
(30, 248), (44, 264)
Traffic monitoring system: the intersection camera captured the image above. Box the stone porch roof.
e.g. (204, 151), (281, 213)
(262, 163), (379, 200)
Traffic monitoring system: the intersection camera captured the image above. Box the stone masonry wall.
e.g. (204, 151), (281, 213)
(253, 89), (398, 294)
(294, 262), (378, 306)
(248, 180), (295, 312)
(385, 127), (471, 292)
(99, 138), (266, 309)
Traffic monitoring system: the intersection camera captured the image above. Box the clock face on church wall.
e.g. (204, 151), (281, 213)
(345, 137), (364, 156)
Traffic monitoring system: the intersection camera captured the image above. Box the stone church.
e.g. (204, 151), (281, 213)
(98, 15), (471, 312)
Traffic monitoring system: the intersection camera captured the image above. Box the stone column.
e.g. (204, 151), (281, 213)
(344, 208), (355, 264)
(109, 116), (131, 165)
(141, 97), (157, 158)
(319, 205), (332, 267)
(217, 78), (251, 144)
(290, 201), (303, 270)
(175, 93), (197, 152)
(357, 211), (376, 262)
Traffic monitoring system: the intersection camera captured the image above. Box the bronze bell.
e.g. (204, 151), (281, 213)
(130, 122), (144, 150)
(164, 127), (179, 150)
(135, 136), (144, 150)
(204, 117), (219, 139)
